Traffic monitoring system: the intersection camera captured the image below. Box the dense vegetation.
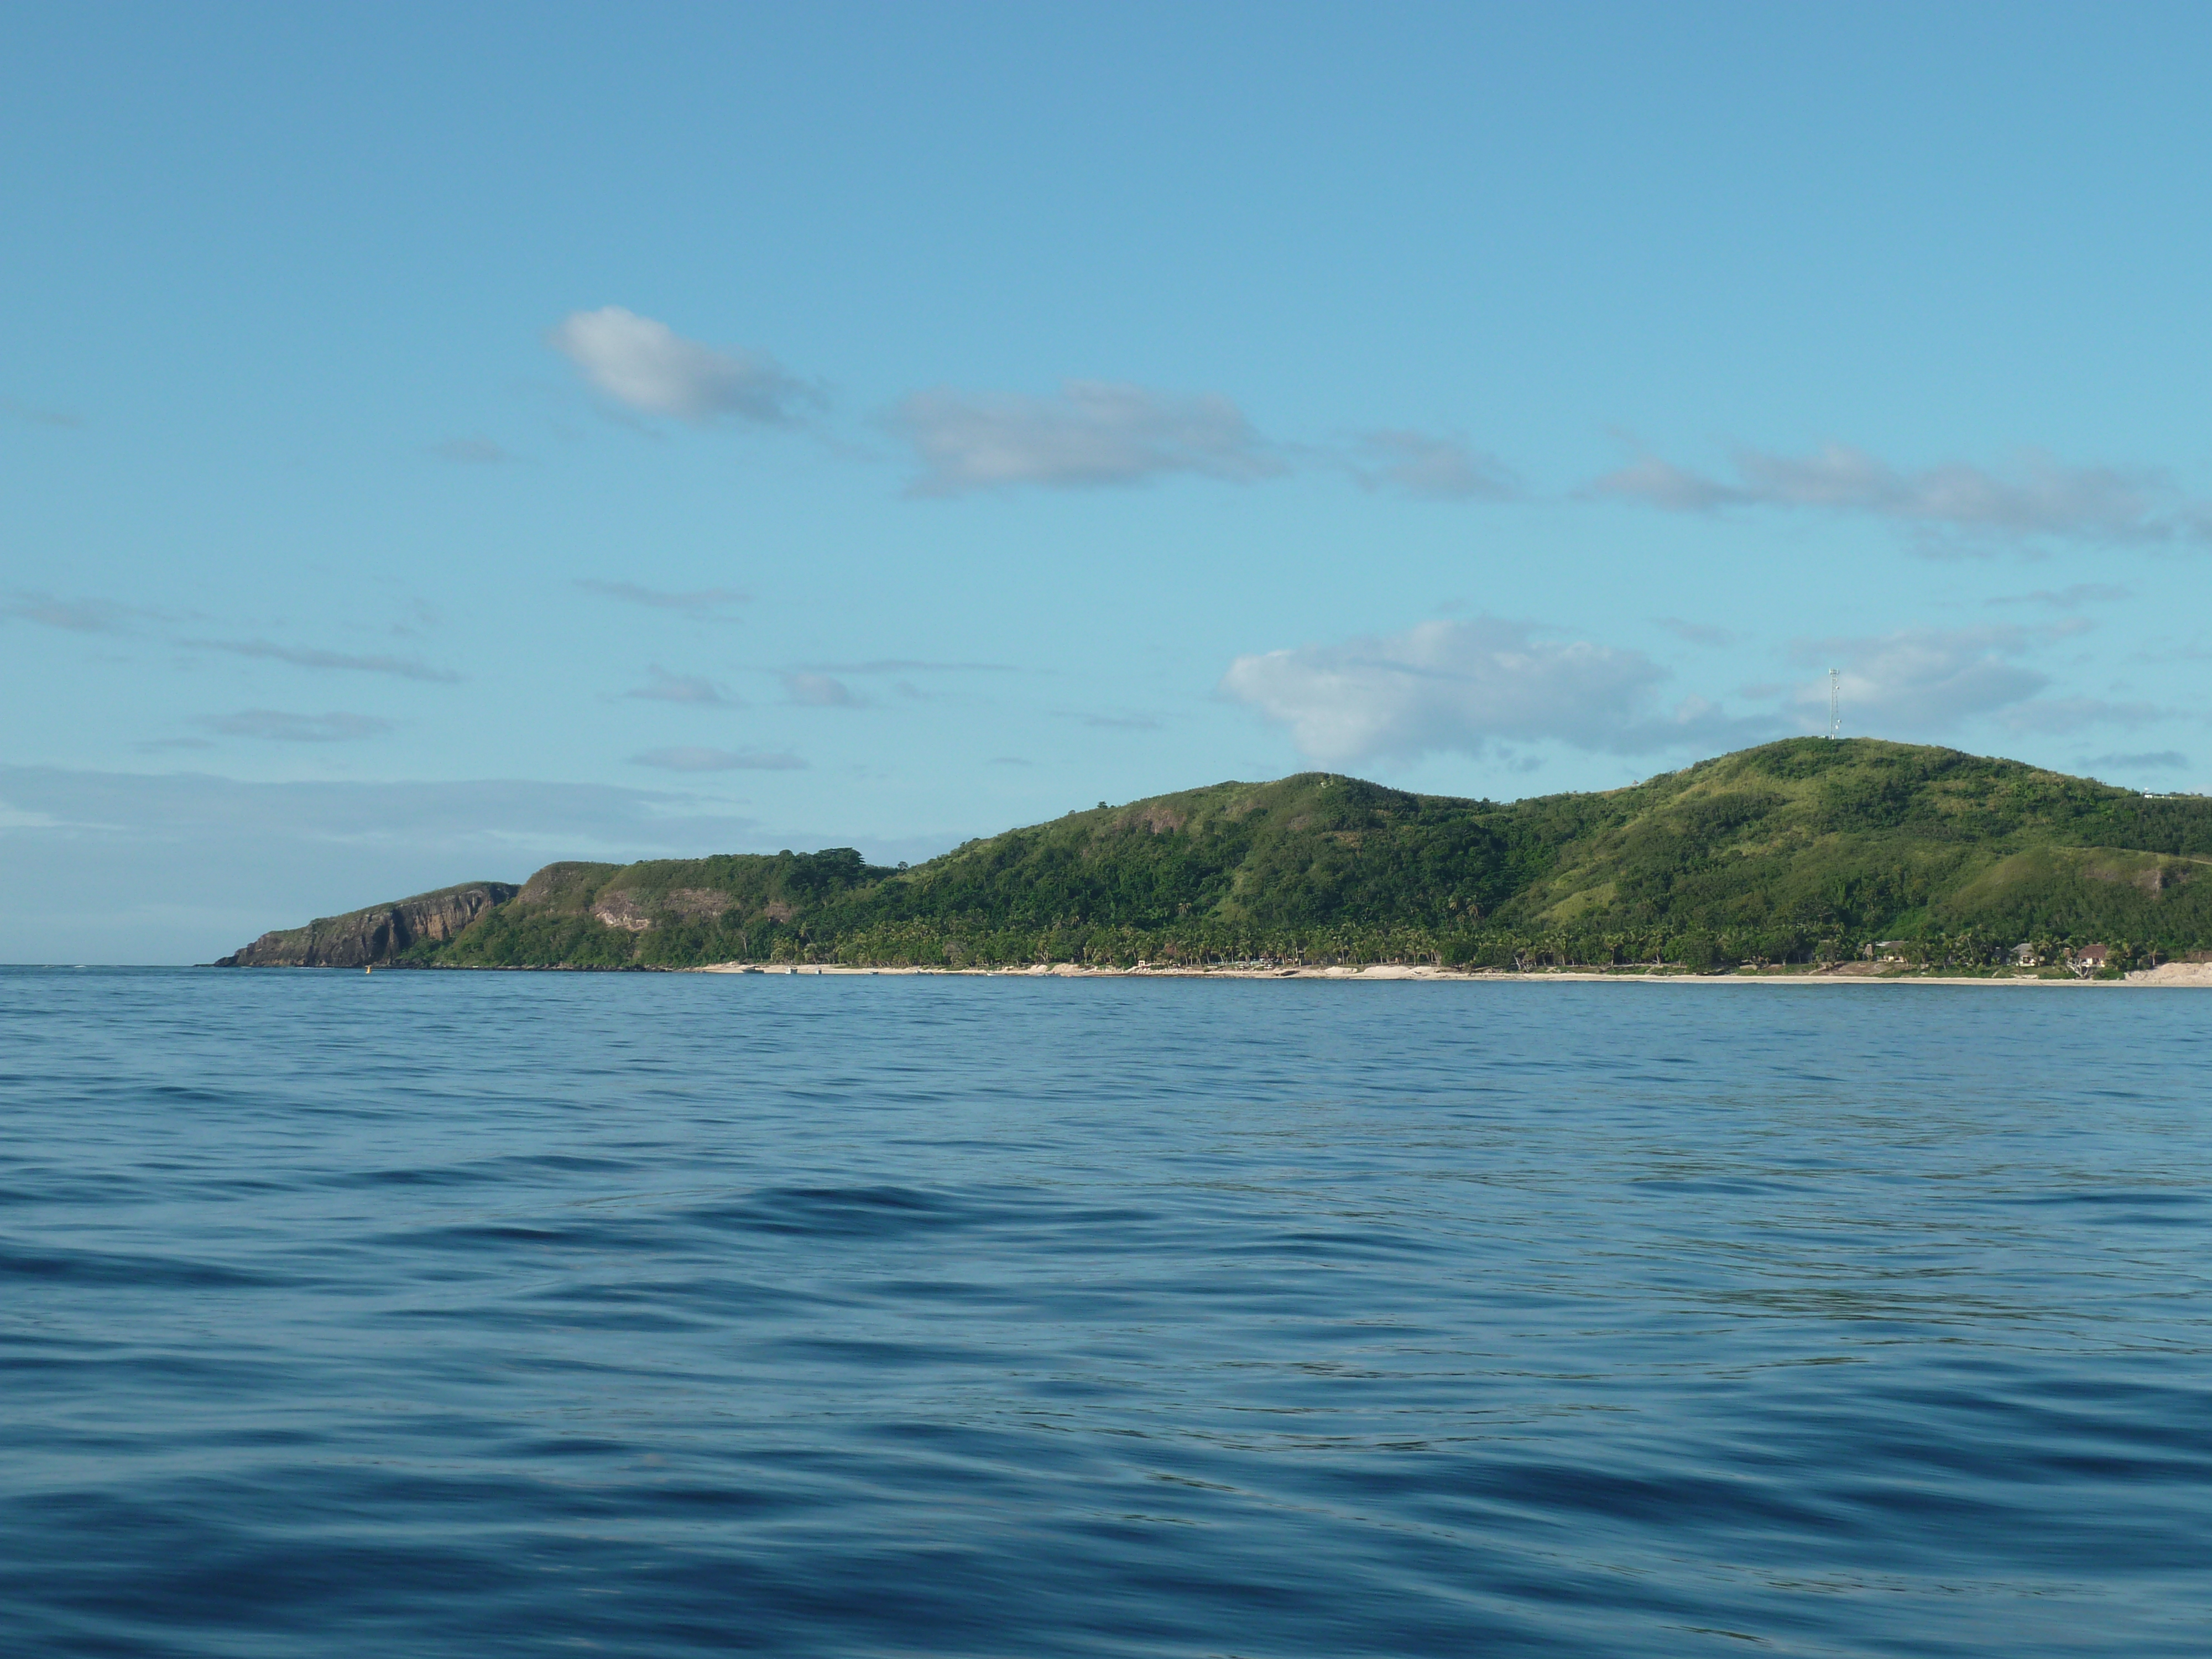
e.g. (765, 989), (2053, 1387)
(248, 739), (2212, 972)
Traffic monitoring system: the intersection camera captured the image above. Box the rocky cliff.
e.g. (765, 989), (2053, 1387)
(213, 882), (518, 967)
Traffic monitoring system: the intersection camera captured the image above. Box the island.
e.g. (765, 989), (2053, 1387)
(213, 738), (2212, 978)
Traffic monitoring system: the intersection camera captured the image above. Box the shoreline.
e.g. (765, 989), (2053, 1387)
(690, 961), (2212, 988)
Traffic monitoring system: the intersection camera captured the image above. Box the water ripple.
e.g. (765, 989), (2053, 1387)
(0, 967), (2207, 1656)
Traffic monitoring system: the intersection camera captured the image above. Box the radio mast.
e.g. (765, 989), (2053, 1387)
(1827, 669), (1840, 739)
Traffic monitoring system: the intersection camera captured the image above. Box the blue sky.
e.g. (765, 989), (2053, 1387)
(7, 2), (2212, 961)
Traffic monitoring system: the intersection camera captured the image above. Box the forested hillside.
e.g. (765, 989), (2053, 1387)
(216, 739), (2212, 972)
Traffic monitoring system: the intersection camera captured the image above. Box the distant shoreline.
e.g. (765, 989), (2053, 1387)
(690, 961), (2212, 987)
(208, 744), (2212, 978)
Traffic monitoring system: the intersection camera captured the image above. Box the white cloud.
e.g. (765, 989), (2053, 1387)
(1997, 697), (2167, 734)
(894, 381), (1284, 495)
(1792, 626), (2181, 739)
(1595, 443), (2205, 547)
(1221, 617), (1766, 764)
(200, 709), (393, 743)
(631, 746), (805, 772)
(1589, 455), (1740, 512)
(547, 306), (808, 424)
(1350, 431), (1519, 500)
(1794, 627), (2048, 733)
(781, 672), (863, 708)
(624, 665), (735, 707)
(189, 639), (462, 682)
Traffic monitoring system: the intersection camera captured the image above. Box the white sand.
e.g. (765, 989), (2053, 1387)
(2122, 961), (2212, 987)
(691, 961), (2211, 986)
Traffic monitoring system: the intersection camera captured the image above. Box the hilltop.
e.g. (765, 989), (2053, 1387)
(214, 738), (2212, 973)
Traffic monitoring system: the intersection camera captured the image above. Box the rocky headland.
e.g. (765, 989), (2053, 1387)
(215, 882), (518, 967)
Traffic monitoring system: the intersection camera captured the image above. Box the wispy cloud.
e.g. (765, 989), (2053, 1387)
(189, 639), (462, 682)
(1658, 617), (1736, 648)
(1593, 443), (2206, 547)
(392, 598), (440, 639)
(623, 665), (736, 707)
(2083, 749), (2187, 773)
(1061, 711), (1165, 732)
(0, 766), (765, 851)
(894, 381), (1285, 495)
(200, 709), (394, 743)
(576, 579), (750, 614)
(1998, 697), (2167, 734)
(1588, 455), (1740, 513)
(3, 591), (155, 633)
(790, 658), (1022, 675)
(1987, 583), (2131, 609)
(630, 746), (805, 773)
(1222, 617), (1770, 764)
(536, 330), (1539, 508)
(0, 765), (781, 962)
(1, 396), (81, 429)
(781, 671), (863, 708)
(430, 436), (514, 465)
(1349, 430), (1519, 500)
(548, 306), (811, 425)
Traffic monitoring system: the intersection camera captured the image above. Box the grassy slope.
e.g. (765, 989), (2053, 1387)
(283, 739), (2212, 970)
(1502, 739), (2212, 946)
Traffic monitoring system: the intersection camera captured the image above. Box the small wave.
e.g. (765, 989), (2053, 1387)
(0, 1242), (275, 1288)
(681, 1183), (1001, 1239)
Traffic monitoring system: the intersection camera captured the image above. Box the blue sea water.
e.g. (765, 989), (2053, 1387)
(1, 968), (2207, 1657)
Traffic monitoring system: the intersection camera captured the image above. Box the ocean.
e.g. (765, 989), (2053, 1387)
(2, 966), (2206, 1656)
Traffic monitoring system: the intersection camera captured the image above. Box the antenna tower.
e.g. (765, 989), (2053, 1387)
(1827, 669), (1840, 739)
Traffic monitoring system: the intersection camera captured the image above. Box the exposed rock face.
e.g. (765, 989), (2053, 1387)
(593, 888), (734, 931)
(665, 888), (732, 919)
(214, 883), (518, 967)
(591, 891), (654, 932)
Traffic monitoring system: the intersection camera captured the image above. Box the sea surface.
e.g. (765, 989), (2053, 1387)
(2, 967), (2207, 1657)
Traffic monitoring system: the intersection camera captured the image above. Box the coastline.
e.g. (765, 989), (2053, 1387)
(691, 961), (2212, 987)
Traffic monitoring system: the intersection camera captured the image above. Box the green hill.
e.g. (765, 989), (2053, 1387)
(213, 738), (2212, 972)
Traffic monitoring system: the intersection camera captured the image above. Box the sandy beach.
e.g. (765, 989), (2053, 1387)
(693, 960), (2212, 987)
